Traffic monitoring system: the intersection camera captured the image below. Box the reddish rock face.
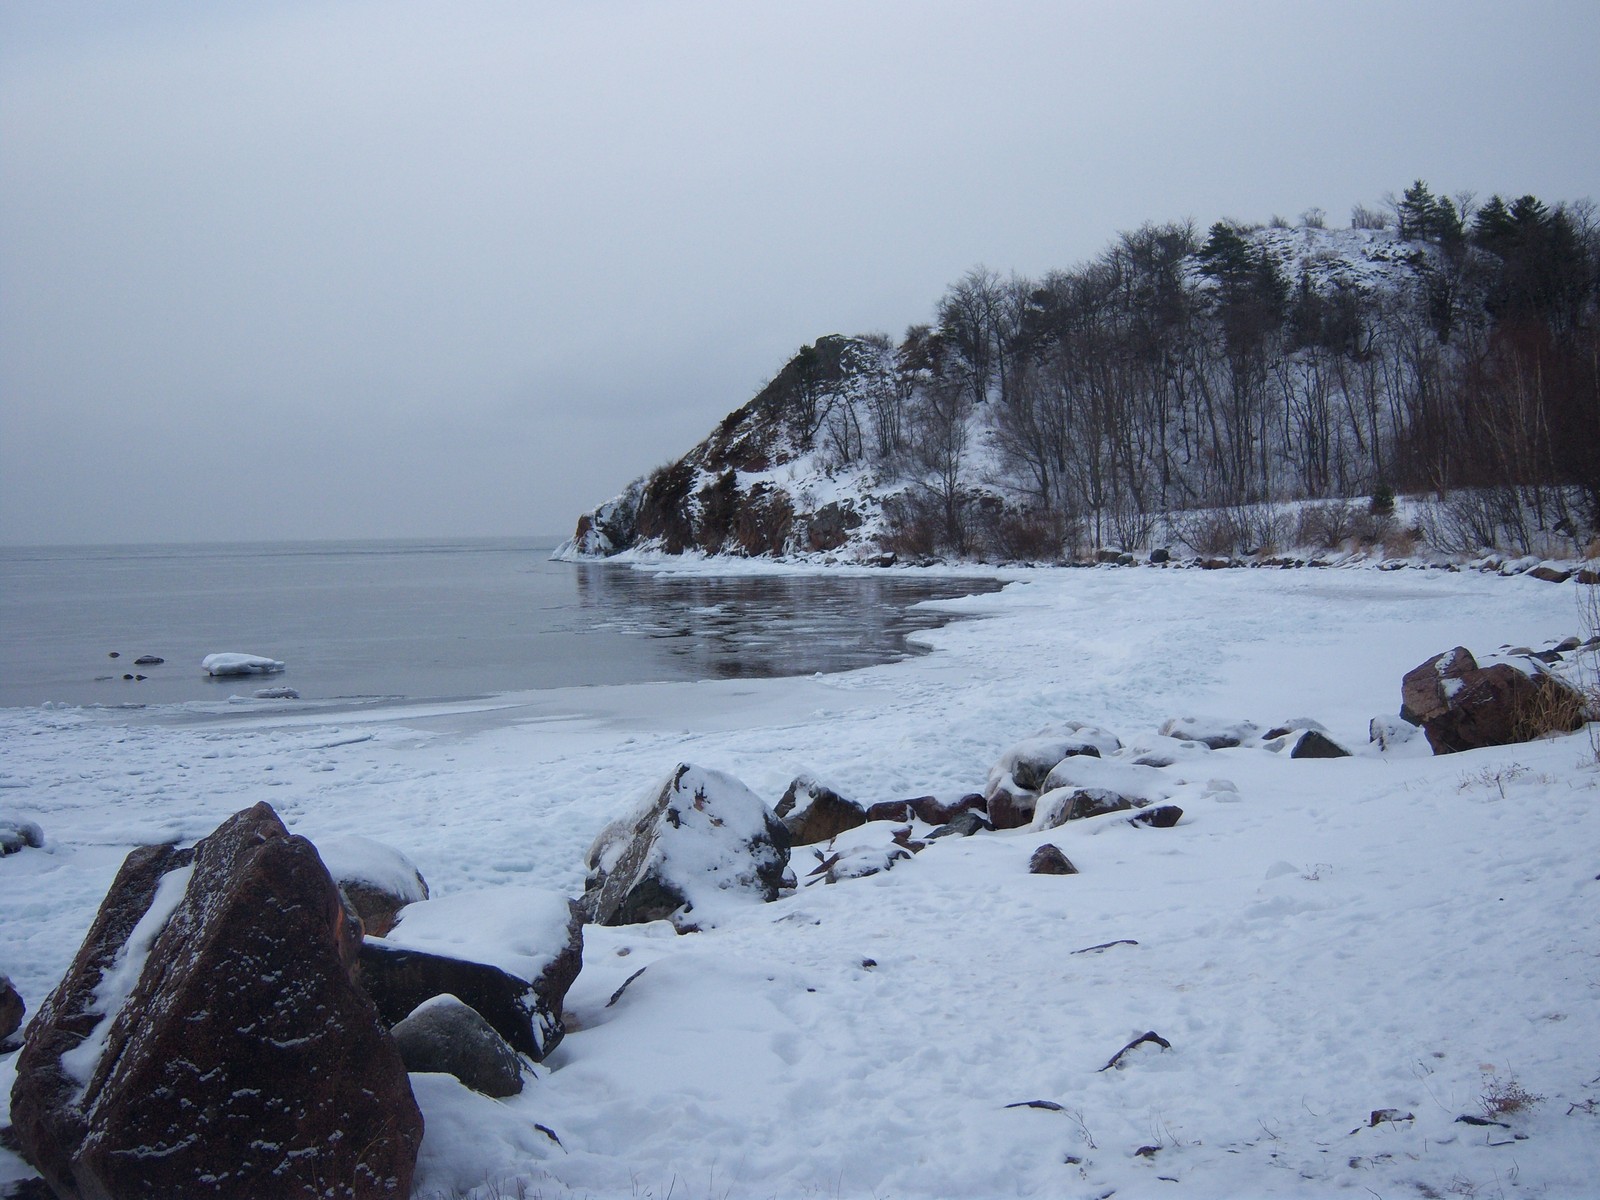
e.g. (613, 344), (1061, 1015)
(985, 783), (1037, 830)
(10, 841), (195, 1197)
(778, 779), (868, 846)
(10, 803), (422, 1200)
(1400, 646), (1477, 727)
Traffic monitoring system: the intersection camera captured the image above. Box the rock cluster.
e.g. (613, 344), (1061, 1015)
(7, 803), (588, 1199)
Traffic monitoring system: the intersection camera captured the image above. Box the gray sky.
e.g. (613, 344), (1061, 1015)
(3, 0), (1597, 545)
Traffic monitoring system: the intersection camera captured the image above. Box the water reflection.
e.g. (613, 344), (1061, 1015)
(570, 565), (1002, 679)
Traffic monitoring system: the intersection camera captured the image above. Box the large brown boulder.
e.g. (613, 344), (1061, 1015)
(583, 763), (791, 930)
(985, 781), (1038, 830)
(10, 803), (422, 1200)
(864, 793), (986, 825)
(1401, 648), (1588, 754)
(10, 841), (195, 1195)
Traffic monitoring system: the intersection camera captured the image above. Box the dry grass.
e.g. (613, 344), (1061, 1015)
(1509, 674), (1592, 743)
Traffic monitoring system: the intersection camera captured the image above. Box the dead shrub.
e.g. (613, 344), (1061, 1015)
(1382, 526), (1418, 558)
(979, 505), (1069, 563)
(1172, 505), (1288, 557)
(881, 492), (942, 559)
(1480, 1074), (1544, 1119)
(1293, 501), (1362, 550)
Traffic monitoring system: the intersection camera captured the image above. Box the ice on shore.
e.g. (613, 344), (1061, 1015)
(201, 653), (285, 677)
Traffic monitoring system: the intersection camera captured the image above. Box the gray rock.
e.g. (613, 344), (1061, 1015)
(1288, 729), (1352, 759)
(392, 994), (525, 1098)
(1369, 715), (1420, 750)
(927, 810), (992, 839)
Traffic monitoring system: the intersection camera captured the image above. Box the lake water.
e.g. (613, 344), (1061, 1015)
(0, 539), (1000, 709)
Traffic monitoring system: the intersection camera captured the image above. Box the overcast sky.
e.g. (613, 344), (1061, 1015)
(3, 0), (1596, 545)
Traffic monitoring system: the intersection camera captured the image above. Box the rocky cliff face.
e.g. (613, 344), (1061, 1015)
(563, 334), (900, 561)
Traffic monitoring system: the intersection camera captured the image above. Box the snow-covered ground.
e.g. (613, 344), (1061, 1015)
(2, 564), (1597, 1199)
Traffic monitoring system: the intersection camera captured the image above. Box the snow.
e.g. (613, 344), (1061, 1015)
(377, 887), (574, 983)
(2, 563), (1598, 1199)
(59, 863), (194, 1089)
(201, 652), (285, 677)
(315, 835), (428, 903)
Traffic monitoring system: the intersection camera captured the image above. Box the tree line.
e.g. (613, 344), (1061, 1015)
(794, 183), (1599, 558)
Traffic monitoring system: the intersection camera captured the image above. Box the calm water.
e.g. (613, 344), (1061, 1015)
(0, 539), (999, 709)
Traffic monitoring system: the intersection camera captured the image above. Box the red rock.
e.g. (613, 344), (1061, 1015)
(11, 804), (422, 1199)
(1400, 646), (1477, 726)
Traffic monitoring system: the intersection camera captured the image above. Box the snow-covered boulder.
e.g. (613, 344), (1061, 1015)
(1034, 787), (1133, 827)
(361, 887), (584, 1062)
(987, 724), (1122, 794)
(1040, 756), (1173, 807)
(1285, 729), (1352, 759)
(10, 803), (421, 1200)
(799, 821), (919, 885)
(1158, 715), (1261, 749)
(1, 973), (23, 1044)
(0, 815), (43, 856)
(775, 775), (868, 845)
(317, 834), (430, 937)
(582, 763), (791, 930)
(201, 652), (285, 676)
(392, 994), (526, 1099)
(1369, 714), (1422, 751)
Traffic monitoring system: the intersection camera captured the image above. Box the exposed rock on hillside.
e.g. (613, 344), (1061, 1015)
(567, 334), (898, 560)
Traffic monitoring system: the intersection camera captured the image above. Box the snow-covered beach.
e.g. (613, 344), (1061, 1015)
(2, 562), (1597, 1199)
